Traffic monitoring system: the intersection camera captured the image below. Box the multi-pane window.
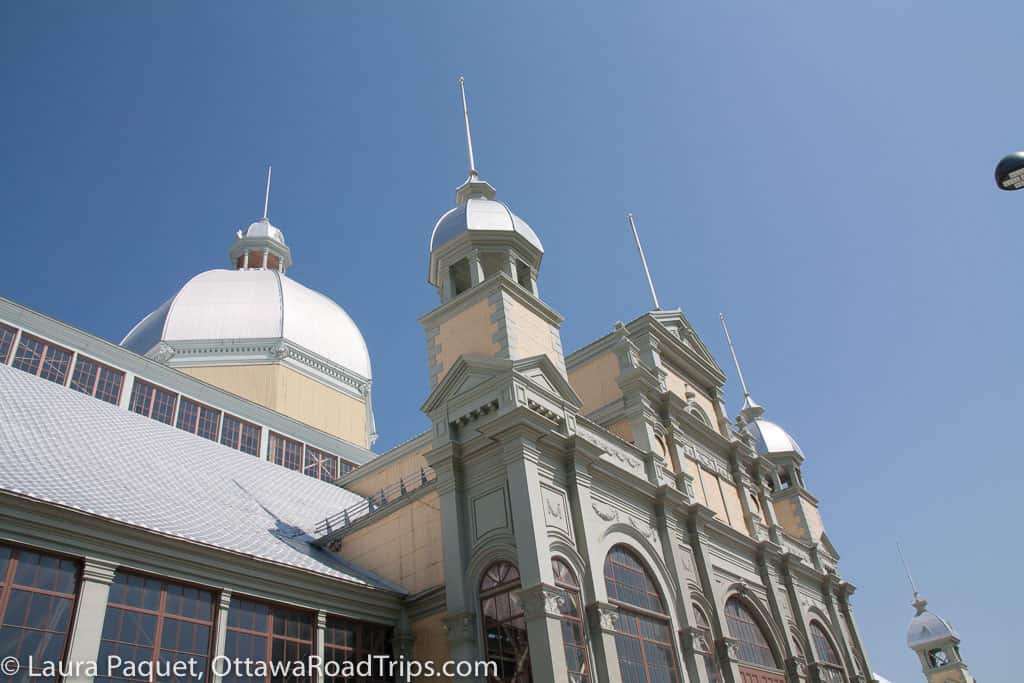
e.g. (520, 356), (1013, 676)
(692, 606), (721, 683)
(223, 596), (313, 683)
(176, 398), (222, 442)
(479, 561), (531, 683)
(129, 380), (179, 425)
(810, 622), (845, 683)
(303, 447), (339, 482)
(97, 572), (215, 682)
(221, 415), (262, 456)
(552, 558), (590, 683)
(269, 433), (304, 472)
(323, 616), (393, 683)
(0, 544), (80, 681)
(0, 323), (17, 364)
(69, 356), (125, 405)
(603, 546), (680, 683)
(12, 335), (73, 385)
(724, 598), (780, 671)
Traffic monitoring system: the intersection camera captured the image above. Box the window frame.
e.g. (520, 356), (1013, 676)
(97, 570), (217, 682)
(128, 379), (180, 426)
(323, 614), (393, 683)
(0, 543), (81, 678)
(0, 322), (18, 364)
(603, 545), (681, 683)
(723, 597), (782, 673)
(223, 595), (315, 683)
(479, 561), (531, 683)
(551, 558), (591, 683)
(69, 355), (126, 405)
(269, 432), (305, 472)
(12, 333), (74, 385)
(176, 396), (223, 442)
(220, 414), (262, 456)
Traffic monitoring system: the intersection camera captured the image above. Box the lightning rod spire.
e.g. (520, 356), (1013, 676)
(458, 76), (477, 177)
(627, 213), (661, 311)
(720, 313), (751, 400)
(262, 165), (272, 221)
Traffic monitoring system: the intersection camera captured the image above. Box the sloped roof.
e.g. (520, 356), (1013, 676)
(0, 364), (400, 593)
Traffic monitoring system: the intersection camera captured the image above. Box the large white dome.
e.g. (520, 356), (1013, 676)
(122, 269), (371, 380)
(745, 418), (804, 457)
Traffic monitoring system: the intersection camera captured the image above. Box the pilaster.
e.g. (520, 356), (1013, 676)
(211, 589), (232, 683)
(64, 558), (118, 683)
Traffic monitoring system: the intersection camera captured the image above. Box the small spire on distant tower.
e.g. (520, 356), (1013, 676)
(262, 165), (272, 221)
(719, 313), (764, 420)
(459, 76), (477, 178)
(627, 213), (661, 311)
(897, 541), (928, 614)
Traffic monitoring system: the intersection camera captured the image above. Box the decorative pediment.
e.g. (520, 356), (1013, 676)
(511, 354), (582, 409)
(421, 355), (511, 415)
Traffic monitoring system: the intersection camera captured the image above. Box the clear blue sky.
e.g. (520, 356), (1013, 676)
(2, 2), (1019, 680)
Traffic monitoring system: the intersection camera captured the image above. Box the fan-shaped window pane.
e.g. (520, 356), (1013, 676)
(811, 622), (845, 682)
(551, 559), (590, 683)
(724, 598), (778, 670)
(603, 546), (680, 683)
(479, 562), (530, 682)
(692, 606), (721, 683)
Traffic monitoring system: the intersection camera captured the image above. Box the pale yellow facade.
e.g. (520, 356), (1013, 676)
(772, 491), (825, 544)
(334, 492), (444, 595)
(663, 365), (721, 435)
(179, 363), (368, 447)
(500, 293), (565, 373)
(412, 613), (451, 682)
(567, 350), (623, 414)
(344, 442), (431, 498)
(432, 297), (500, 385)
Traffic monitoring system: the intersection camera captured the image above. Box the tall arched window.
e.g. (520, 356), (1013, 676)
(603, 546), (680, 683)
(692, 605), (721, 683)
(480, 561), (531, 682)
(724, 597), (783, 682)
(551, 559), (591, 683)
(810, 622), (845, 683)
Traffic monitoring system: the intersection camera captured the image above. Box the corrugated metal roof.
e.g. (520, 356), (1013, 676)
(0, 364), (400, 592)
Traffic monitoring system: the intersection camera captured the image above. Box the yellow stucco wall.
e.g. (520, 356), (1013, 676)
(333, 492), (443, 594)
(662, 367), (721, 435)
(412, 613), (451, 681)
(697, 468), (729, 525)
(567, 351), (623, 415)
(606, 418), (634, 445)
(719, 478), (749, 535)
(345, 442), (431, 498)
(433, 297), (500, 385)
(502, 296), (563, 370)
(179, 363), (368, 446)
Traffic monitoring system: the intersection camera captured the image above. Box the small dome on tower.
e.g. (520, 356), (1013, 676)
(907, 598), (959, 649)
(745, 418), (804, 457)
(430, 197), (543, 253)
(241, 218), (286, 244)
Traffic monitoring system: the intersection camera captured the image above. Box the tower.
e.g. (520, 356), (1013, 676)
(907, 595), (975, 683)
(422, 77), (566, 388)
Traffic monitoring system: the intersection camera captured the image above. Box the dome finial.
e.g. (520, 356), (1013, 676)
(720, 313), (764, 420)
(262, 165), (272, 221)
(898, 540), (927, 612)
(459, 76), (477, 178)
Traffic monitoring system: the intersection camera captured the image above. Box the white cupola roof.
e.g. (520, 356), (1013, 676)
(745, 417), (804, 457)
(430, 195), (542, 253)
(906, 596), (959, 649)
(122, 269), (371, 380)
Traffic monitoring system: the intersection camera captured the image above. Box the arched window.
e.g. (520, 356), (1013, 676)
(724, 598), (780, 672)
(692, 605), (721, 683)
(689, 406), (712, 426)
(551, 559), (591, 683)
(811, 622), (845, 682)
(480, 561), (531, 682)
(603, 546), (680, 683)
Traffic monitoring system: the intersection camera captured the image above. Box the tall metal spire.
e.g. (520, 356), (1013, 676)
(262, 165), (272, 221)
(719, 313), (763, 419)
(897, 541), (928, 613)
(627, 213), (661, 311)
(458, 76), (477, 178)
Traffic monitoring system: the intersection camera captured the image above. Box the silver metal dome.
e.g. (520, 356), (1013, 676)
(907, 599), (959, 649)
(745, 418), (804, 457)
(430, 196), (543, 253)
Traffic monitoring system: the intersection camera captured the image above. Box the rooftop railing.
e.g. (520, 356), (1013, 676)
(315, 466), (436, 537)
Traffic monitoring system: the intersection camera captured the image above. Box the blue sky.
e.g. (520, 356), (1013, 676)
(2, 2), (1020, 680)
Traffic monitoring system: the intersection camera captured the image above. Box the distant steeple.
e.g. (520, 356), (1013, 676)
(229, 166), (292, 273)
